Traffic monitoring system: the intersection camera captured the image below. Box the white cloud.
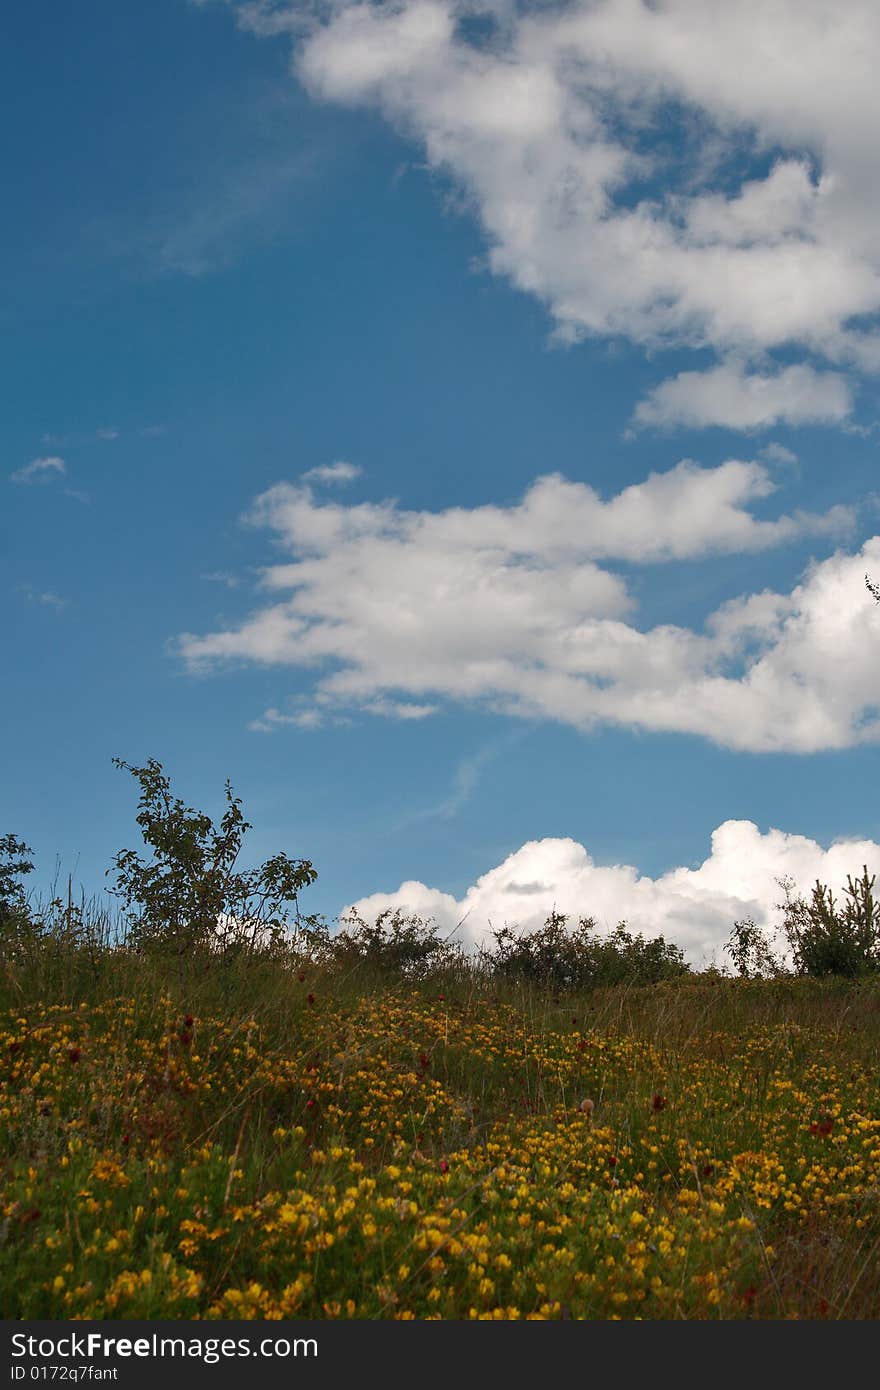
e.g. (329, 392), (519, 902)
(176, 461), (873, 753)
(223, 0), (880, 425)
(10, 456), (66, 485)
(346, 820), (880, 965)
(632, 361), (853, 432)
(301, 459), (363, 485)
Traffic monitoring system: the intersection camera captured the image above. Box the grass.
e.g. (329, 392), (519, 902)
(2, 938), (880, 1320)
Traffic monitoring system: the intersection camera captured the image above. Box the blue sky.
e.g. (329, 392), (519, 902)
(6, 0), (880, 961)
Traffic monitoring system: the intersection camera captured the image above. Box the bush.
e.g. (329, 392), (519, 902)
(320, 908), (460, 979)
(480, 910), (690, 991)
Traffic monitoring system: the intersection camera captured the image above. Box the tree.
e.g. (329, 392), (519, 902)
(0, 833), (35, 924)
(107, 758), (319, 959)
(777, 867), (880, 977)
(724, 916), (783, 978)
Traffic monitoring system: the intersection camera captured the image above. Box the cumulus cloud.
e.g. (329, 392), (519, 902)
(10, 456), (66, 484)
(345, 820), (880, 964)
(632, 361), (853, 432)
(175, 460), (875, 753)
(218, 0), (880, 426)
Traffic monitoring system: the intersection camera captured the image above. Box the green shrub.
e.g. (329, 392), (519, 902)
(479, 910), (690, 991)
(321, 908), (460, 979)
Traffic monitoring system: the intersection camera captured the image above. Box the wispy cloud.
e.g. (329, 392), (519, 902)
(10, 456), (66, 485)
(394, 728), (525, 828)
(17, 584), (69, 612)
(362, 698), (437, 720)
(202, 571), (242, 589)
(94, 83), (321, 280)
(301, 460), (363, 485)
(42, 428), (120, 448)
(11, 454), (89, 502)
(127, 156), (310, 278)
(248, 706), (324, 733)
(247, 694), (433, 732)
(760, 443), (799, 467)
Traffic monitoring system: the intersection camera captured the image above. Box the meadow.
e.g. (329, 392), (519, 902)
(3, 946), (879, 1320)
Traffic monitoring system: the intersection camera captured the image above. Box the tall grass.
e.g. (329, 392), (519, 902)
(2, 909), (879, 1319)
